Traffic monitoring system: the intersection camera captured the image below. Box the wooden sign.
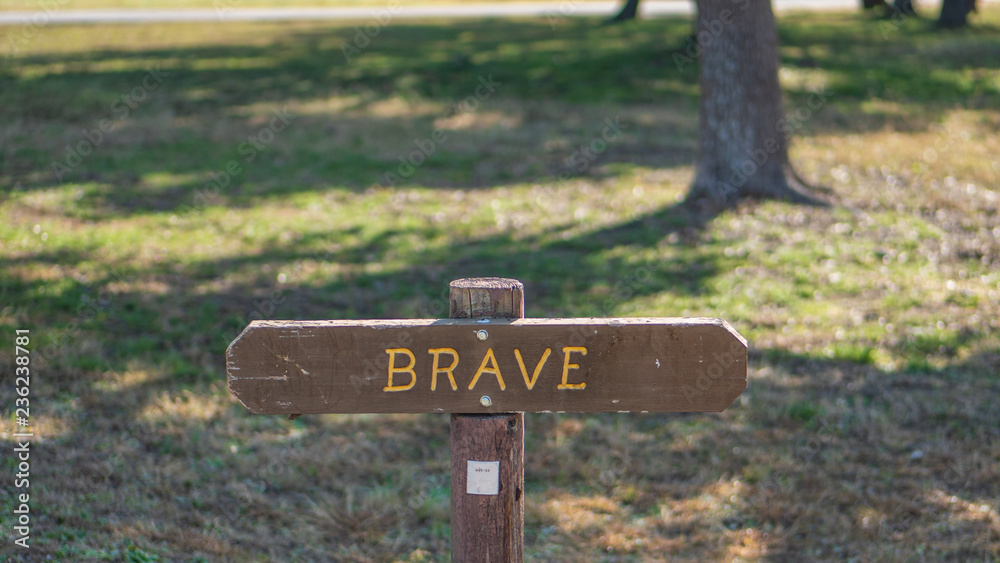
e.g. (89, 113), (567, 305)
(226, 317), (747, 415)
(227, 278), (750, 562)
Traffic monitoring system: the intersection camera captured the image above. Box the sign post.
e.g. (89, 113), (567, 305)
(226, 277), (748, 562)
(447, 278), (524, 563)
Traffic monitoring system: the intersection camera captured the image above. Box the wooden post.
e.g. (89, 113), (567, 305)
(227, 278), (748, 560)
(449, 278), (524, 563)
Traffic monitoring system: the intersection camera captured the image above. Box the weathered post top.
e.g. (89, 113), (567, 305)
(448, 277), (524, 319)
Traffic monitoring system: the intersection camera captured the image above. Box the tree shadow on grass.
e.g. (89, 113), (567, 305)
(3, 10), (1000, 560)
(3, 12), (999, 219)
(3, 203), (998, 557)
(8, 316), (995, 559)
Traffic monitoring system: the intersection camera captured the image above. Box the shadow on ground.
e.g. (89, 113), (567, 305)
(3, 13), (999, 218)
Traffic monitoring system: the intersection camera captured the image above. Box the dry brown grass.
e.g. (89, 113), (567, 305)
(2, 8), (1000, 562)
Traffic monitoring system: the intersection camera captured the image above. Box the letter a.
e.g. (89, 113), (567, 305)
(468, 348), (505, 391)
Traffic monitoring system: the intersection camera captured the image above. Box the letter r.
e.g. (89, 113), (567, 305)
(428, 348), (459, 391)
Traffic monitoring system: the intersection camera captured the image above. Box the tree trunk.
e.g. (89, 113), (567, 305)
(687, 0), (814, 209)
(938, 0), (970, 27)
(862, 0), (889, 11)
(892, 0), (917, 16)
(607, 0), (641, 23)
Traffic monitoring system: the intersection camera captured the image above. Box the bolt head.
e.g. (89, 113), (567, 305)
(476, 329), (488, 341)
(480, 395), (492, 407)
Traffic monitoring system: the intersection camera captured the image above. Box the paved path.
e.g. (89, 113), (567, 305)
(0, 0), (971, 24)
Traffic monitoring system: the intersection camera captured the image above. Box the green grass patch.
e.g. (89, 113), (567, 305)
(1, 7), (999, 562)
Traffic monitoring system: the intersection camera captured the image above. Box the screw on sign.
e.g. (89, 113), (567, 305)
(226, 277), (748, 562)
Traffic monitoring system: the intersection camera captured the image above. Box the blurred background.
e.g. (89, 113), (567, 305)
(1, 0), (998, 560)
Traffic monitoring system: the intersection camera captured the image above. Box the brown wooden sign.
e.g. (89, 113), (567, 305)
(226, 317), (747, 415)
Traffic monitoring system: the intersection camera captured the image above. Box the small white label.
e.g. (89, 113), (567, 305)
(466, 460), (500, 495)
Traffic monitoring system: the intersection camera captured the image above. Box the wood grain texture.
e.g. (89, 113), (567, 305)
(449, 277), (524, 563)
(448, 277), (524, 319)
(450, 413), (524, 563)
(226, 318), (748, 415)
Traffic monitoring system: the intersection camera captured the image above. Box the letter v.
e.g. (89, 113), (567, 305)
(514, 348), (551, 390)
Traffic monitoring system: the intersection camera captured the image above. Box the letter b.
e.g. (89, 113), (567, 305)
(384, 348), (417, 391)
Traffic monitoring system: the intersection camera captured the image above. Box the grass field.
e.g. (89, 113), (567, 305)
(1, 6), (999, 562)
(0, 0), (625, 11)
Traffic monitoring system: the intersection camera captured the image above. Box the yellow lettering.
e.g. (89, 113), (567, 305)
(428, 348), (459, 391)
(468, 348), (506, 391)
(558, 346), (587, 390)
(383, 348), (416, 392)
(514, 348), (551, 390)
